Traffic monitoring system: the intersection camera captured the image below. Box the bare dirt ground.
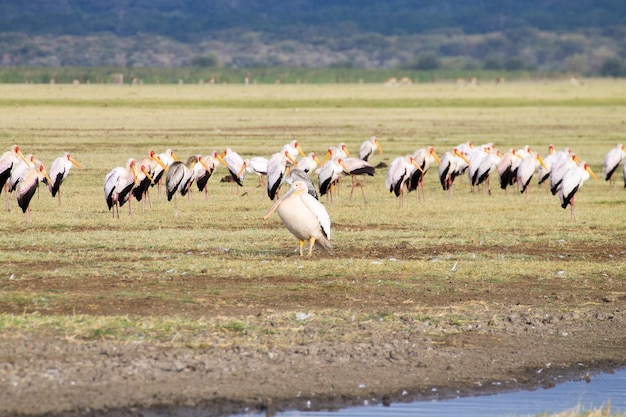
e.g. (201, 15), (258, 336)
(2, 242), (626, 417)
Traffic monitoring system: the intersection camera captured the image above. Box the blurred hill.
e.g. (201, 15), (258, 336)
(0, 0), (624, 74)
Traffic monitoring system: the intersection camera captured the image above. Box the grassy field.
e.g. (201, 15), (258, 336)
(0, 79), (625, 341)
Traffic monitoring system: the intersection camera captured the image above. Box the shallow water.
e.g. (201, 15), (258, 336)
(232, 368), (626, 417)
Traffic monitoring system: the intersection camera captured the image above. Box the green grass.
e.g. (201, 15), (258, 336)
(0, 79), (625, 341)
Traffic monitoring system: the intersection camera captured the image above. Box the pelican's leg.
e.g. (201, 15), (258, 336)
(299, 239), (305, 256)
(308, 236), (316, 257)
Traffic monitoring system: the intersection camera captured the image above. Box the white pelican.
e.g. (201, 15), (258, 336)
(602, 144), (626, 188)
(16, 162), (53, 224)
(104, 158), (138, 218)
(47, 152), (82, 207)
(266, 150), (297, 200)
(195, 152), (219, 200)
(0, 145), (28, 210)
(385, 155), (423, 207)
(359, 136), (383, 162)
(559, 162), (599, 221)
(263, 180), (332, 257)
(438, 148), (471, 197)
(407, 146), (442, 201)
(516, 152), (548, 202)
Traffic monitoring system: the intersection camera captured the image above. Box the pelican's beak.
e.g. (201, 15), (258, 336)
(586, 165), (599, 182)
(537, 155), (548, 171)
(375, 139), (383, 154)
(69, 156), (83, 169)
(263, 186), (296, 220)
(152, 155), (168, 171)
(141, 166), (155, 184)
(430, 148), (442, 166)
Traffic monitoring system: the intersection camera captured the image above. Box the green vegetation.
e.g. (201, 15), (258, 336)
(0, 80), (625, 342)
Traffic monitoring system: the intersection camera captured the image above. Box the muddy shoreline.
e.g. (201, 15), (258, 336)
(2, 303), (625, 417)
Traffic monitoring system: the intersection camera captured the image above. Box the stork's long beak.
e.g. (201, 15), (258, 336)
(141, 166), (155, 184)
(152, 155), (167, 171)
(17, 149), (28, 165)
(430, 148), (442, 166)
(263, 186), (296, 220)
(342, 145), (351, 158)
(313, 155), (322, 167)
(69, 156), (83, 169)
(375, 140), (383, 155)
(199, 157), (211, 173)
(296, 144), (306, 158)
(40, 167), (53, 185)
(411, 160), (425, 174)
(586, 165), (599, 182)
(454, 149), (471, 166)
(237, 161), (247, 178)
(171, 151), (180, 162)
(537, 155), (548, 171)
(285, 152), (297, 166)
(323, 149), (332, 164)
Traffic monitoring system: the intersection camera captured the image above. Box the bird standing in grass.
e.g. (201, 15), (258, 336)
(559, 161), (599, 221)
(16, 162), (53, 224)
(47, 152), (82, 207)
(263, 180), (332, 257)
(104, 158), (138, 219)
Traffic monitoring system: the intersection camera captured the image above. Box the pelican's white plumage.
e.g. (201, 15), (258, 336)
(263, 180), (332, 256)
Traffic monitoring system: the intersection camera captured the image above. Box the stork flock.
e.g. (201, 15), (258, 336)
(0, 145), (82, 223)
(385, 141), (616, 221)
(1, 139), (624, 255)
